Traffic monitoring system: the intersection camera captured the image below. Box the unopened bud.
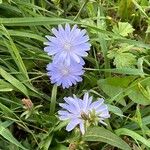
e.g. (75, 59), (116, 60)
(69, 143), (77, 150)
(22, 98), (33, 109)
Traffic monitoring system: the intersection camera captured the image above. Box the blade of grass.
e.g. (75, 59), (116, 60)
(97, 5), (110, 77)
(50, 85), (57, 115)
(0, 67), (28, 97)
(0, 124), (28, 150)
(8, 30), (45, 42)
(132, 0), (148, 18)
(1, 25), (29, 81)
(0, 17), (72, 26)
(116, 128), (150, 148)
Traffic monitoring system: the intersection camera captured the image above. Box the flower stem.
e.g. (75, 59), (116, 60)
(50, 85), (57, 115)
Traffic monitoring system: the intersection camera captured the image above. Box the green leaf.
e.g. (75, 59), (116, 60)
(114, 53), (136, 68)
(0, 17), (72, 26)
(128, 78), (150, 105)
(50, 85), (57, 115)
(0, 124), (28, 150)
(0, 120), (14, 128)
(132, 0), (148, 18)
(118, 0), (134, 20)
(0, 80), (14, 92)
(107, 104), (123, 117)
(108, 44), (133, 57)
(98, 76), (135, 104)
(83, 127), (131, 150)
(1, 26), (29, 81)
(13, 0), (56, 16)
(86, 24), (150, 49)
(0, 67), (28, 97)
(146, 25), (150, 33)
(39, 133), (53, 150)
(54, 144), (68, 150)
(116, 37), (150, 49)
(98, 77), (150, 105)
(101, 68), (145, 75)
(97, 6), (110, 77)
(115, 128), (150, 147)
(0, 102), (14, 117)
(8, 30), (45, 42)
(113, 22), (134, 37)
(107, 44), (137, 68)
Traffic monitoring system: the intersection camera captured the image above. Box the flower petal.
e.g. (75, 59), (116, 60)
(79, 120), (85, 134)
(66, 119), (81, 131)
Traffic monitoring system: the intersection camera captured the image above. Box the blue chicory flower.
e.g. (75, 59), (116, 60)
(58, 93), (110, 134)
(44, 24), (91, 65)
(46, 60), (84, 89)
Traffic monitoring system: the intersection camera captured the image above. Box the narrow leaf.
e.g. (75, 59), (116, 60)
(0, 17), (72, 26)
(0, 125), (27, 150)
(0, 67), (28, 97)
(116, 128), (150, 147)
(83, 127), (131, 150)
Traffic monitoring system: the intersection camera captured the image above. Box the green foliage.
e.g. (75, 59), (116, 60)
(116, 128), (150, 148)
(0, 67), (28, 97)
(118, 0), (135, 20)
(108, 44), (137, 68)
(114, 53), (136, 68)
(0, 0), (149, 149)
(0, 124), (27, 150)
(98, 76), (150, 105)
(112, 22), (135, 37)
(84, 127), (131, 150)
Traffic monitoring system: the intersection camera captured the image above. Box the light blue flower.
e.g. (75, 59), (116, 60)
(44, 24), (91, 65)
(46, 60), (84, 89)
(58, 93), (110, 134)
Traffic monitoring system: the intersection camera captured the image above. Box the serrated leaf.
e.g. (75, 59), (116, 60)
(83, 127), (131, 150)
(107, 44), (136, 68)
(114, 53), (136, 68)
(113, 22), (134, 37)
(107, 49), (118, 59)
(107, 44), (134, 58)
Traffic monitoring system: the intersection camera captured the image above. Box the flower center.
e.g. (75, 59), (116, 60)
(63, 42), (71, 51)
(60, 67), (70, 76)
(81, 112), (89, 120)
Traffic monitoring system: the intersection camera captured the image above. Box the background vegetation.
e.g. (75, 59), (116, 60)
(0, 0), (150, 149)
